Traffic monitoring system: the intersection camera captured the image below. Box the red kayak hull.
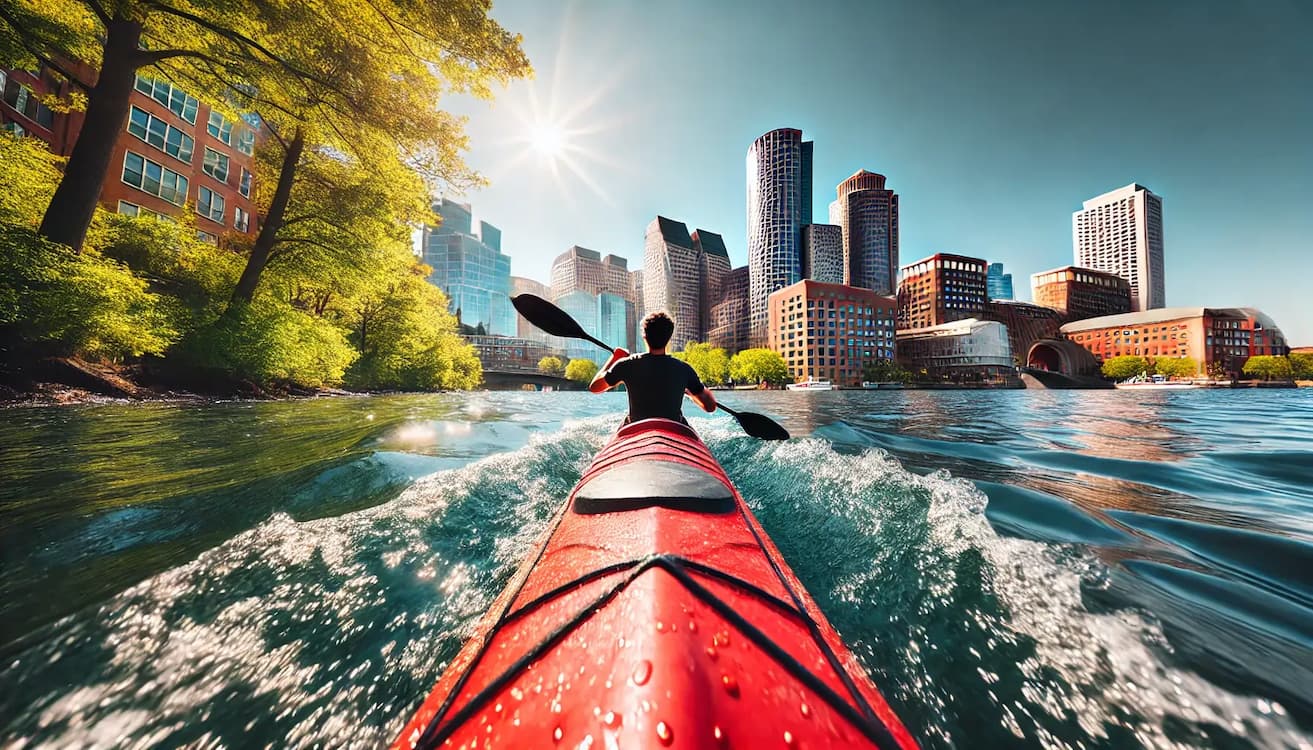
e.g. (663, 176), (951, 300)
(394, 418), (918, 749)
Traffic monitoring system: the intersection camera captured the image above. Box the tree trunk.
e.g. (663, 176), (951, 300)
(38, 19), (143, 251)
(228, 130), (304, 308)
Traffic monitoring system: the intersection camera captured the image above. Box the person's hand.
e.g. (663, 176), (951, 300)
(608, 347), (629, 365)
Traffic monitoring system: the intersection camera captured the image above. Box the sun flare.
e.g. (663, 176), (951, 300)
(529, 123), (566, 157)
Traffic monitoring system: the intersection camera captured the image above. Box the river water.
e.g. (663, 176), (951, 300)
(1, 390), (1310, 749)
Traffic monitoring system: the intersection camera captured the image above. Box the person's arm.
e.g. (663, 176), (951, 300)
(589, 348), (629, 393)
(685, 368), (716, 412)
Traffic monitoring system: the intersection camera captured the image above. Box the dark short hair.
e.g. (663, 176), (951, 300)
(642, 311), (675, 349)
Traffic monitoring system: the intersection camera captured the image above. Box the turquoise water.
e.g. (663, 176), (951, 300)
(1, 390), (1310, 748)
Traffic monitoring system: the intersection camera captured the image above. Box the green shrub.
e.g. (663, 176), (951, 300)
(181, 300), (357, 388)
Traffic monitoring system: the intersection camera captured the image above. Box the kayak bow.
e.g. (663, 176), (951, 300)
(394, 418), (918, 749)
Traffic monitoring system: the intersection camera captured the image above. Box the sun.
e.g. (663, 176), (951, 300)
(529, 122), (566, 157)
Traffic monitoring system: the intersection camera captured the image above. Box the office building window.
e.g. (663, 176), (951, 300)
(197, 186), (224, 223)
(202, 147), (229, 182)
(2, 78), (55, 128)
(117, 201), (140, 217)
(133, 74), (199, 123)
(236, 128), (255, 155)
(234, 206), (250, 232)
(122, 151), (188, 206)
(206, 111), (233, 144)
(238, 168), (252, 197)
(126, 106), (194, 163)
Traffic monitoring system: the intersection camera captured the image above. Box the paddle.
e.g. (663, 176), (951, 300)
(512, 294), (790, 441)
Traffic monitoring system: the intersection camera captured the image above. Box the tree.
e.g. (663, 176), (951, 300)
(674, 341), (730, 385)
(0, 133), (63, 228)
(538, 356), (565, 377)
(1290, 352), (1313, 380)
(1152, 357), (1198, 379)
(1101, 355), (1148, 380)
(861, 358), (911, 383)
(1, 0), (530, 253)
(564, 358), (598, 384)
(729, 348), (790, 386)
(1242, 355), (1292, 381)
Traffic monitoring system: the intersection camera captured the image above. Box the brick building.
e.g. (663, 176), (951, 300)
(1031, 266), (1132, 322)
(768, 280), (897, 386)
(1060, 307), (1288, 376)
(896, 253), (988, 330)
(981, 300), (1065, 366)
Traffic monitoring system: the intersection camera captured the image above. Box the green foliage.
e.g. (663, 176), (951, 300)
(342, 269), (481, 391)
(1242, 355), (1292, 381)
(538, 356), (565, 377)
(1152, 357), (1198, 379)
(179, 299), (356, 388)
(1101, 355), (1148, 380)
(0, 133), (62, 227)
(673, 342), (730, 385)
(565, 358), (598, 383)
(729, 348), (791, 386)
(862, 358), (912, 383)
(1289, 353), (1313, 380)
(0, 226), (175, 359)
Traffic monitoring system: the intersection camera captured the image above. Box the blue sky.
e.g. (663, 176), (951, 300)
(443, 0), (1313, 344)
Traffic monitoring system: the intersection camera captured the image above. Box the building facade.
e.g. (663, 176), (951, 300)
(465, 335), (563, 373)
(896, 319), (1014, 380)
(644, 216), (703, 351)
(828, 170), (899, 294)
(896, 253), (988, 330)
(1073, 183), (1165, 312)
(746, 128), (812, 346)
(706, 266), (750, 355)
(691, 229), (731, 339)
(801, 224), (844, 284)
(4, 66), (260, 244)
(986, 262), (1014, 300)
(1060, 307), (1288, 376)
(549, 246), (639, 350)
(422, 199), (515, 336)
(1031, 265), (1132, 322)
(981, 300), (1065, 366)
(768, 280), (897, 387)
(510, 276), (551, 341)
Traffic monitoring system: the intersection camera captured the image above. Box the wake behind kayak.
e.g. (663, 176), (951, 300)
(393, 418), (918, 749)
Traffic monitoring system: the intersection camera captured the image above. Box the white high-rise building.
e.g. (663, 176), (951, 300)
(1073, 184), (1165, 312)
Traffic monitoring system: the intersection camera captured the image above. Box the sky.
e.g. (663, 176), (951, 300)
(440, 0), (1313, 344)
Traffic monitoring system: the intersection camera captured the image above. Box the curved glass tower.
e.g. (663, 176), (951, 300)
(746, 129), (811, 346)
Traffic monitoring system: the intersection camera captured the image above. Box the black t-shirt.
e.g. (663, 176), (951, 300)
(603, 353), (705, 422)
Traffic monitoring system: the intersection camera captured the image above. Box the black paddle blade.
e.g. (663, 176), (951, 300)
(733, 410), (790, 441)
(511, 294), (589, 339)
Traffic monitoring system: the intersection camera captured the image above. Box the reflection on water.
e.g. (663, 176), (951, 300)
(1, 389), (1311, 749)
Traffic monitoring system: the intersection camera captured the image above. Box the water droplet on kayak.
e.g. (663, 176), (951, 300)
(713, 631), (731, 648)
(721, 674), (740, 697)
(705, 646), (718, 660)
(688, 620), (698, 633)
(632, 660), (652, 685)
(656, 721), (674, 745)
(783, 730), (796, 747)
(578, 734), (594, 750)
(511, 687), (524, 701)
(494, 703), (503, 714)
(603, 710), (621, 728)
(656, 620), (665, 632)
(800, 702), (811, 718)
(670, 622), (678, 632)
(553, 726), (563, 743)
(713, 725), (727, 745)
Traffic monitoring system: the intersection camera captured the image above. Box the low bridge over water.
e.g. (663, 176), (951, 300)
(481, 370), (578, 390)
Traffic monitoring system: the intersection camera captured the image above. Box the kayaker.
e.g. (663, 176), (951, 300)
(589, 311), (716, 423)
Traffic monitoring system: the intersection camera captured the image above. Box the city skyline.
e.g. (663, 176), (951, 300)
(438, 0), (1312, 344)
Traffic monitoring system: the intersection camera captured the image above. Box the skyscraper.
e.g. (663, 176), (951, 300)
(422, 199), (515, 336)
(707, 266), (750, 355)
(1073, 183), (1165, 312)
(510, 276), (551, 341)
(801, 224), (843, 284)
(644, 216), (703, 351)
(828, 170), (899, 295)
(986, 262), (1014, 300)
(746, 128), (812, 346)
(691, 229), (730, 338)
(550, 246), (641, 351)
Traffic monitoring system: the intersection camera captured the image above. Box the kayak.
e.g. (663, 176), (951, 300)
(393, 418), (918, 749)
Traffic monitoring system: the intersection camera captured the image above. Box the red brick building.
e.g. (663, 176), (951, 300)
(1061, 307), (1288, 376)
(2, 65), (259, 244)
(768, 280), (897, 386)
(1031, 265), (1132, 322)
(896, 253), (987, 330)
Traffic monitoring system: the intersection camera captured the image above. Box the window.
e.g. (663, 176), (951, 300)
(238, 168), (252, 197)
(133, 74), (199, 123)
(236, 128), (255, 156)
(202, 148), (229, 182)
(2, 78), (55, 128)
(117, 200), (140, 217)
(122, 151), (188, 205)
(197, 187), (224, 223)
(206, 111), (233, 144)
(196, 230), (218, 244)
(126, 106), (194, 163)
(234, 206), (250, 232)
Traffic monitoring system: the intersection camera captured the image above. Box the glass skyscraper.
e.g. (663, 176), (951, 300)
(422, 199), (515, 337)
(987, 262), (1014, 300)
(746, 128), (812, 346)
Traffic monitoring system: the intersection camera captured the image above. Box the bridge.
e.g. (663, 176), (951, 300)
(481, 370), (579, 390)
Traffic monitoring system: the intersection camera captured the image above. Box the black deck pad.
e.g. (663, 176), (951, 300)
(572, 459), (735, 514)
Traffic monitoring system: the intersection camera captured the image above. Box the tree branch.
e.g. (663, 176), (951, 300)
(81, 0), (114, 27)
(0, 7), (93, 92)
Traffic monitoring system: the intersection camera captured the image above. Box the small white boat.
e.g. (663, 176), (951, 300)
(1114, 382), (1201, 390)
(861, 381), (905, 390)
(786, 377), (833, 391)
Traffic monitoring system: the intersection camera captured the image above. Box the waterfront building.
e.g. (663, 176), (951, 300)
(644, 216), (703, 351)
(3, 65), (260, 243)
(692, 229), (731, 339)
(828, 170), (899, 294)
(549, 246), (639, 350)
(510, 276), (551, 342)
(707, 266), (750, 355)
(554, 290), (601, 364)
(986, 263), (1014, 300)
(1060, 307), (1288, 376)
(768, 280), (897, 387)
(746, 128), (812, 345)
(801, 225), (844, 284)
(1073, 183), (1165, 311)
(1031, 265), (1132, 322)
(422, 199), (515, 336)
(597, 292), (633, 362)
(629, 270), (644, 351)
(981, 300), (1065, 366)
(465, 335), (563, 373)
(896, 319), (1014, 380)
(896, 253), (988, 330)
